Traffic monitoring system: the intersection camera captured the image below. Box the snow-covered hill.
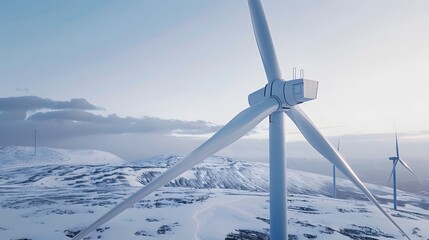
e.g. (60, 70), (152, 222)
(0, 146), (428, 239)
(0, 146), (125, 166)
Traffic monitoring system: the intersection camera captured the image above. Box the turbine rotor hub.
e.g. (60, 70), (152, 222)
(248, 79), (319, 111)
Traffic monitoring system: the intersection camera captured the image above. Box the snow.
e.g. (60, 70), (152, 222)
(54, 148), (125, 165)
(0, 146), (428, 239)
(0, 145), (125, 166)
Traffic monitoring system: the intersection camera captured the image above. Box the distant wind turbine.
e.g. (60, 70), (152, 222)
(73, 1), (410, 239)
(388, 130), (421, 210)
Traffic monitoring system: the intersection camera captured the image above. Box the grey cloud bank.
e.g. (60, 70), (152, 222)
(0, 95), (219, 145)
(0, 96), (102, 112)
(0, 96), (103, 121)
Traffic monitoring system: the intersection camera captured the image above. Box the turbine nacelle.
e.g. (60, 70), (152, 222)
(248, 78), (318, 110)
(389, 157), (398, 161)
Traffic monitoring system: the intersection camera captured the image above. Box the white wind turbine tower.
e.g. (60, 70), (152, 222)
(388, 130), (421, 210)
(73, 1), (411, 239)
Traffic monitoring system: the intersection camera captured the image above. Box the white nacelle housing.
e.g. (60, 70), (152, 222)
(248, 78), (318, 110)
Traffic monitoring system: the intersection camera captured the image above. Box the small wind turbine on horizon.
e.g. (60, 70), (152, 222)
(388, 130), (421, 210)
(73, 1), (411, 239)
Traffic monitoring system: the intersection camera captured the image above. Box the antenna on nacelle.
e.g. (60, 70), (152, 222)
(300, 69), (304, 78)
(293, 67), (297, 80)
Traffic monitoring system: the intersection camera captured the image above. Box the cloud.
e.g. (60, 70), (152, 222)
(0, 96), (102, 112)
(29, 110), (103, 122)
(26, 110), (219, 135)
(0, 111), (27, 121)
(0, 96), (220, 146)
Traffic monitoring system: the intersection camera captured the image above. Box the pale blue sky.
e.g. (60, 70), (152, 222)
(1, 0), (429, 181)
(2, 0), (429, 136)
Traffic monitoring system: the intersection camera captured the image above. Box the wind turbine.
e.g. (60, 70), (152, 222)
(332, 138), (340, 198)
(73, 1), (410, 239)
(388, 130), (421, 210)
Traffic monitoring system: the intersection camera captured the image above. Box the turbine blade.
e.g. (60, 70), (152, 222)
(247, 0), (282, 82)
(399, 158), (422, 183)
(286, 106), (411, 240)
(72, 98), (279, 240)
(387, 159), (399, 185)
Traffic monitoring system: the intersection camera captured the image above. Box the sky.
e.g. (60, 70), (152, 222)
(1, 0), (429, 185)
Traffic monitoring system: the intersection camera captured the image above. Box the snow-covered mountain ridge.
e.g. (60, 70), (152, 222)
(1, 146), (427, 209)
(0, 145), (125, 166)
(1, 146), (428, 239)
